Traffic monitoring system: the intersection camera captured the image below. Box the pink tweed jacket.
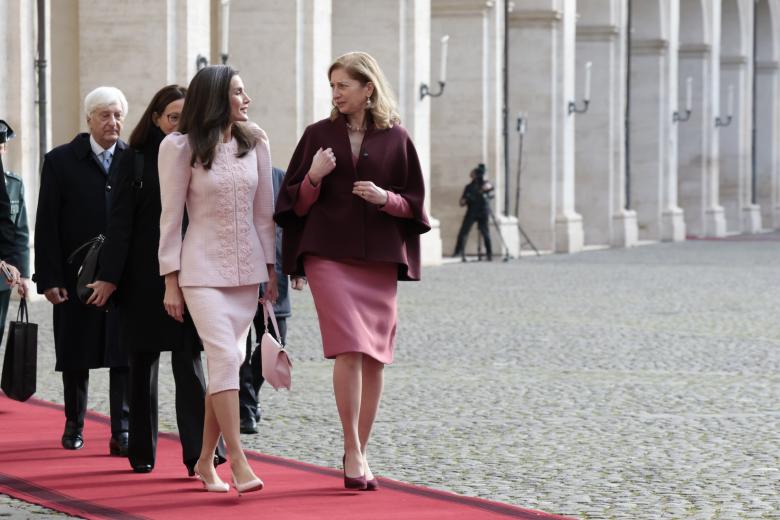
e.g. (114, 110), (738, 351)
(158, 125), (275, 287)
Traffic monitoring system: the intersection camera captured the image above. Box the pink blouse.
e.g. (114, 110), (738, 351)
(158, 126), (276, 287)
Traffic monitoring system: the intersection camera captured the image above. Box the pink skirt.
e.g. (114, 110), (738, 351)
(304, 256), (398, 364)
(181, 284), (258, 394)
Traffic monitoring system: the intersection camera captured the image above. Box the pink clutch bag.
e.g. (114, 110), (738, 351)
(260, 300), (292, 390)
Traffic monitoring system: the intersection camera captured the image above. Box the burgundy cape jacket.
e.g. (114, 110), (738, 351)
(274, 116), (431, 281)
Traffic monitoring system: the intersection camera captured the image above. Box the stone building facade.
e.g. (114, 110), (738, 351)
(2, 0), (779, 266)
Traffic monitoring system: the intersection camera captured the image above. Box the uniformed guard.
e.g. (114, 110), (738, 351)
(0, 119), (28, 342)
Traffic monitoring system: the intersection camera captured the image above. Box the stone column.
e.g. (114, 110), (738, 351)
(575, 0), (638, 248)
(629, 0), (685, 242)
(755, 59), (779, 228)
(71, 0), (210, 135)
(719, 0), (760, 233)
(755, 0), (780, 229)
(508, 1), (584, 253)
(332, 0), (443, 264)
(430, 0), (519, 258)
(0, 0), (40, 231)
(720, 54), (759, 232)
(229, 0), (332, 168)
(756, 60), (780, 228)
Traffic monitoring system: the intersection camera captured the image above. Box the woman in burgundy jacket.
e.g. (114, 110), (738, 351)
(275, 51), (430, 491)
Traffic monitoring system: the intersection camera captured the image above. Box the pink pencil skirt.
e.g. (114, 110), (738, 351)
(304, 256), (398, 364)
(181, 284), (259, 394)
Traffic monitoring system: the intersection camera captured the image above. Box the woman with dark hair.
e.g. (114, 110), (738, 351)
(275, 52), (430, 491)
(88, 85), (225, 476)
(158, 66), (276, 494)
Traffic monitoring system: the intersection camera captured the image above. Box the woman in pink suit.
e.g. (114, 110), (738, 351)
(275, 52), (430, 491)
(158, 65), (276, 494)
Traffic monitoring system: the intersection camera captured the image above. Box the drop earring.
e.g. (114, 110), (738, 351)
(365, 97), (373, 110)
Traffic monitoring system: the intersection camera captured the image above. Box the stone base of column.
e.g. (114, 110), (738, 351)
(740, 204), (762, 233)
(421, 217), (443, 266)
(554, 213), (584, 253)
(703, 206), (727, 238)
(661, 207), (686, 242)
(773, 206), (780, 229)
(492, 214), (520, 258)
(610, 210), (638, 248)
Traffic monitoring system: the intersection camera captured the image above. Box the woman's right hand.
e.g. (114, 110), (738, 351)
(163, 273), (185, 323)
(308, 147), (337, 186)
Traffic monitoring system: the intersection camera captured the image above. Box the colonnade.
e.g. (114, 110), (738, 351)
(2, 0), (780, 265)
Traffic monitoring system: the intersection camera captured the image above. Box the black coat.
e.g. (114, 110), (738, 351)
(33, 133), (128, 371)
(98, 127), (200, 353)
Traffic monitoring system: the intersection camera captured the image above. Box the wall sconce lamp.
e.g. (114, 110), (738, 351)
(674, 77), (693, 123)
(568, 61), (592, 115)
(715, 84), (734, 127)
(420, 81), (445, 100)
(421, 35), (449, 100)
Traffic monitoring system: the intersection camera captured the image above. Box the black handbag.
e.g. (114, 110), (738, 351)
(67, 234), (105, 304)
(0, 299), (38, 402)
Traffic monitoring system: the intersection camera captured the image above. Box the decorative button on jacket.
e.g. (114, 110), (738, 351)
(158, 126), (275, 287)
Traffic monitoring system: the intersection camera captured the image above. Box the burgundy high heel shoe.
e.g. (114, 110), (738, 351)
(363, 460), (379, 491)
(342, 455), (367, 490)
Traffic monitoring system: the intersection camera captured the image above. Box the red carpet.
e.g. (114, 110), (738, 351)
(0, 394), (573, 519)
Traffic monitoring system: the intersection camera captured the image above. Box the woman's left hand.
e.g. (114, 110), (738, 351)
(353, 181), (388, 206)
(260, 265), (278, 305)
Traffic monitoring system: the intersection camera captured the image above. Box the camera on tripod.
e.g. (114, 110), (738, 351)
(466, 163), (494, 202)
(0, 120), (15, 145)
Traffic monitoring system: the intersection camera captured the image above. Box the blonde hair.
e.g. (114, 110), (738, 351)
(328, 52), (400, 129)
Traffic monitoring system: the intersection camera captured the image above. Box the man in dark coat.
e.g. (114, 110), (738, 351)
(452, 164), (494, 261)
(0, 120), (29, 342)
(33, 87), (130, 455)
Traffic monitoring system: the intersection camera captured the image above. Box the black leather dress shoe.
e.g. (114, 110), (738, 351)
(109, 432), (129, 457)
(61, 422), (84, 450)
(132, 464), (153, 473)
(240, 415), (258, 434)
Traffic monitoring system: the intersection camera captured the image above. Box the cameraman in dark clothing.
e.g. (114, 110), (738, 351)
(452, 164), (493, 261)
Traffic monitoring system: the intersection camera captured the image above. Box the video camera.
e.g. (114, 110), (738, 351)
(0, 120), (15, 145)
(472, 163), (494, 199)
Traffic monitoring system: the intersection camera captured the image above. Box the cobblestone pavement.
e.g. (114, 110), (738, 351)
(3, 235), (780, 519)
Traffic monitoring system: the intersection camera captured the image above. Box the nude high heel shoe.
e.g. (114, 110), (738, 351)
(231, 474), (264, 495)
(195, 472), (230, 493)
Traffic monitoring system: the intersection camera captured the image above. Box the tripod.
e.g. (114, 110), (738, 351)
(480, 202), (513, 262)
(513, 115), (540, 256)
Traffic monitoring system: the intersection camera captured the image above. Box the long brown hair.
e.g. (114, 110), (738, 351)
(177, 65), (256, 169)
(128, 85), (187, 149)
